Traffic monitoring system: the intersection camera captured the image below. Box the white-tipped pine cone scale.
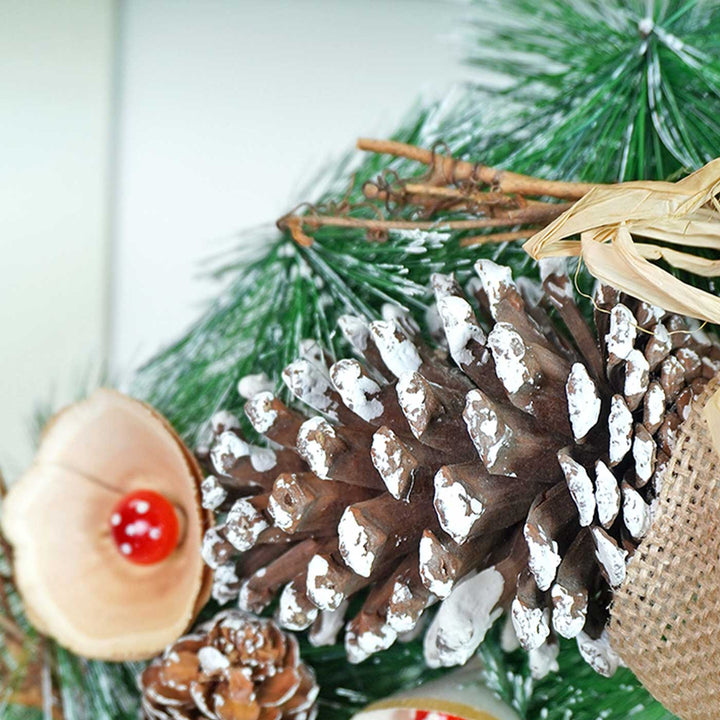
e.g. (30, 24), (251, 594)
(199, 258), (720, 676)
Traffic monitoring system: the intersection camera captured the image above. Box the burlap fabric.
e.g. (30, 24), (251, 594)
(609, 376), (720, 720)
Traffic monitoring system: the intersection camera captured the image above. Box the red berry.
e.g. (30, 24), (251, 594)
(110, 489), (180, 565)
(414, 712), (465, 720)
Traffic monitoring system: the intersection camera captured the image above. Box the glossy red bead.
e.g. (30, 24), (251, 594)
(110, 489), (180, 565)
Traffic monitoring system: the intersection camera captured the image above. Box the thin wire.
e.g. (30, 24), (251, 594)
(572, 256), (708, 337)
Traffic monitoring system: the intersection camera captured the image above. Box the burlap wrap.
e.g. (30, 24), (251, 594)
(609, 376), (720, 720)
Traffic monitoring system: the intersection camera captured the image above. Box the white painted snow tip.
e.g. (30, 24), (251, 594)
(606, 304), (637, 363)
(539, 257), (572, 298)
(224, 498), (269, 552)
(475, 259), (516, 320)
(200, 475), (227, 511)
(424, 568), (504, 668)
(210, 431), (250, 475)
(524, 522), (561, 592)
(437, 295), (486, 367)
(369, 320), (422, 378)
(210, 410), (241, 435)
(433, 465), (484, 544)
(557, 452), (596, 527)
(381, 303), (420, 335)
(306, 555), (344, 611)
(576, 629), (620, 677)
(308, 602), (348, 647)
(282, 359), (336, 415)
(511, 597), (550, 651)
(595, 460), (621, 528)
(296, 416), (337, 480)
(488, 323), (533, 396)
(338, 314), (370, 352)
(566, 363), (601, 441)
(431, 272), (458, 300)
(245, 391), (278, 434)
(622, 483), (651, 540)
(591, 527), (628, 589)
(338, 507), (375, 577)
(608, 394), (633, 465)
(330, 358), (384, 422)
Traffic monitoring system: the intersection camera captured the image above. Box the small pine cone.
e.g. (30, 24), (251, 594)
(140, 611), (318, 720)
(200, 258), (720, 676)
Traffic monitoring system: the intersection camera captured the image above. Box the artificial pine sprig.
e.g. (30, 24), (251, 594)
(466, 0), (720, 182)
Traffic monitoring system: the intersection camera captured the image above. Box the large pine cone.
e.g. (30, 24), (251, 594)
(140, 611), (318, 720)
(199, 259), (720, 677)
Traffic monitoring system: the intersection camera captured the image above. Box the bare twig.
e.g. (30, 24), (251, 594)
(357, 138), (601, 200)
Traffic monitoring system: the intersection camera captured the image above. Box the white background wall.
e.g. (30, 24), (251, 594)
(112, 0), (469, 375)
(0, 0), (115, 477)
(1, 0), (468, 477)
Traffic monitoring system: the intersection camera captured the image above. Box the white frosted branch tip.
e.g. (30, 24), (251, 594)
(368, 320), (422, 378)
(338, 315), (370, 352)
(299, 338), (325, 365)
(237, 372), (274, 400)
(566, 363), (601, 442)
(210, 410), (241, 435)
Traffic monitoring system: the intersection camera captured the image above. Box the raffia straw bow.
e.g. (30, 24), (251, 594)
(525, 158), (720, 323)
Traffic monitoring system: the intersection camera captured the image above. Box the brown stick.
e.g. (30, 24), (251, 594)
(281, 203), (571, 237)
(357, 138), (600, 200)
(461, 230), (536, 246)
